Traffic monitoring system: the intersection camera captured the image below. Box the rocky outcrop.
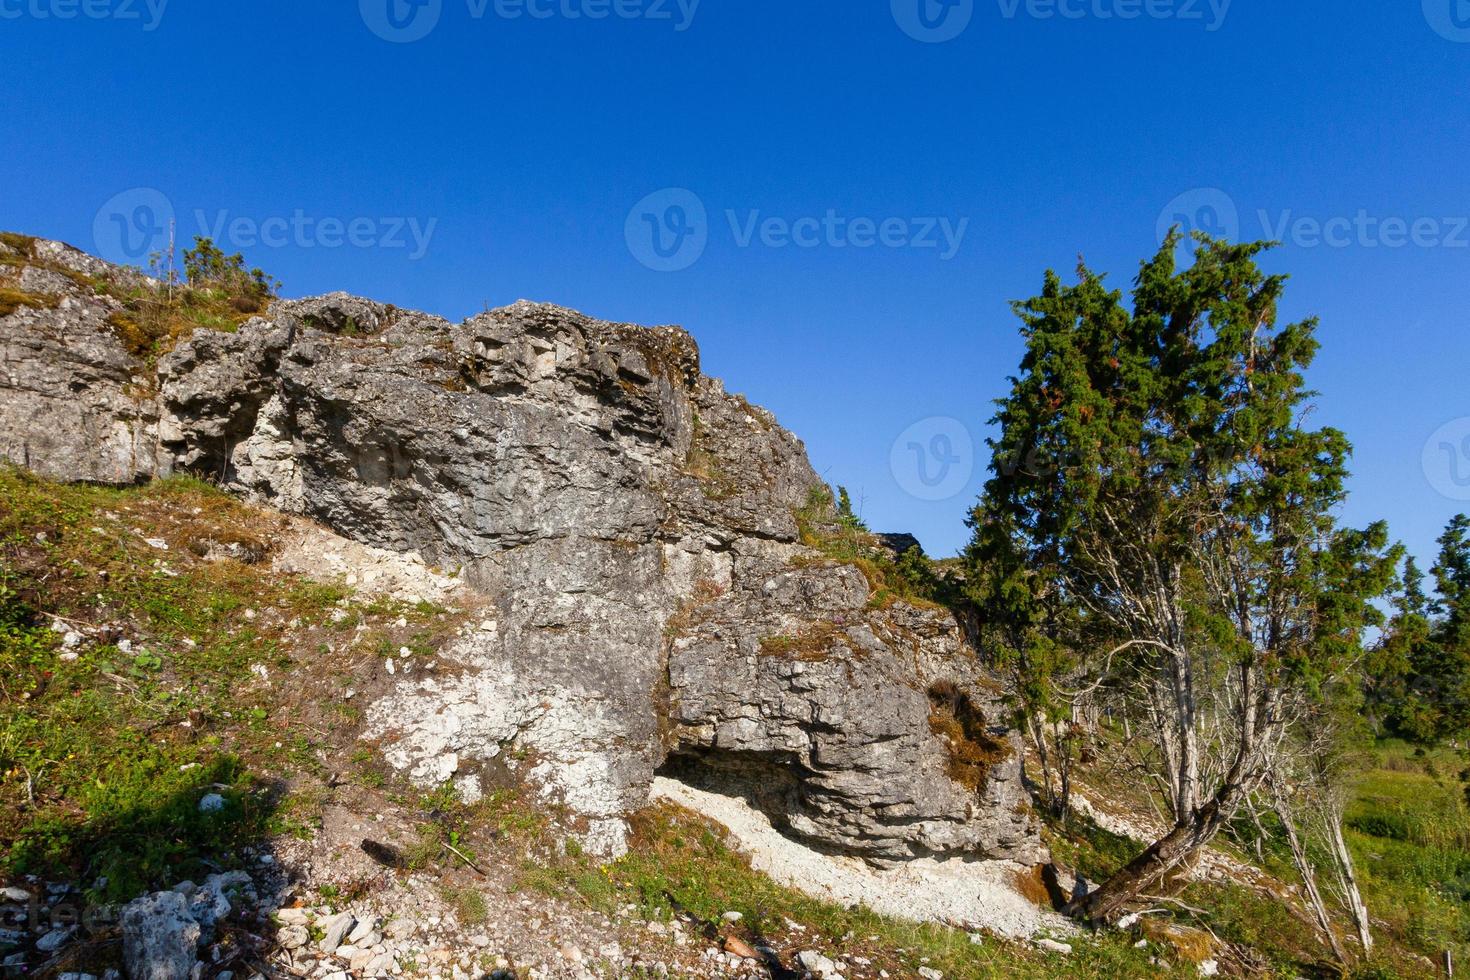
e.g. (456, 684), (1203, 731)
(0, 240), (163, 483)
(0, 236), (1043, 866)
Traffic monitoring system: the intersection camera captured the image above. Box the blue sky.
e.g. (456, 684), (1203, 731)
(3, 0), (1469, 562)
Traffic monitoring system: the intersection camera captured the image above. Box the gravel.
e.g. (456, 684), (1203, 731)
(651, 777), (1073, 940)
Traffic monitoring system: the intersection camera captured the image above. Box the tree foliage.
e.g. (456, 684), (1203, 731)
(1373, 517), (1470, 745)
(967, 233), (1398, 921)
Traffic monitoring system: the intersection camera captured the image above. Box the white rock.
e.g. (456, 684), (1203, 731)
(121, 892), (199, 980)
(278, 925), (310, 950)
(347, 918), (380, 945)
(797, 950), (837, 976)
(1036, 938), (1073, 955)
(37, 928), (75, 952)
(1199, 961), (1220, 977)
(721, 911), (743, 923)
(918, 968), (943, 980)
(317, 912), (355, 952)
(198, 793), (226, 813)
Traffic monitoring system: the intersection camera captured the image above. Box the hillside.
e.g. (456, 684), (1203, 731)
(0, 234), (1466, 980)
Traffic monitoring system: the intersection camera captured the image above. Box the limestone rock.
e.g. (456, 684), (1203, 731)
(0, 236), (1045, 868)
(120, 891), (201, 980)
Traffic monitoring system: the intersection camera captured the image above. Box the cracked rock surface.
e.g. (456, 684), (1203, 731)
(0, 237), (1043, 865)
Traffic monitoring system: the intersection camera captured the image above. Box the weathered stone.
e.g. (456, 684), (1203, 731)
(0, 237), (1045, 868)
(121, 891), (201, 980)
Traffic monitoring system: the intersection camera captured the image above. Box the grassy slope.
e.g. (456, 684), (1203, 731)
(2, 470), (1464, 978)
(0, 469), (449, 900)
(1051, 738), (1469, 979)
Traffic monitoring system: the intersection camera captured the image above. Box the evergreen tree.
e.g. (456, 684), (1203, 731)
(968, 233), (1396, 922)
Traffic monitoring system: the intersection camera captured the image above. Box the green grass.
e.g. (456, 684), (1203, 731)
(793, 485), (954, 610)
(0, 469), (346, 901)
(1341, 741), (1470, 975)
(507, 803), (1166, 979)
(1054, 737), (1470, 979)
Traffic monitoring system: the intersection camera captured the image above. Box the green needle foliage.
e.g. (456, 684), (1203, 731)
(966, 232), (1399, 921)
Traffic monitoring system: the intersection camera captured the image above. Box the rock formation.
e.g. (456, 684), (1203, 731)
(0, 235), (1043, 865)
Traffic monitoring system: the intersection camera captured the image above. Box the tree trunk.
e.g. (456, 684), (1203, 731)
(1064, 801), (1225, 923)
(1323, 802), (1373, 955)
(1273, 787), (1348, 965)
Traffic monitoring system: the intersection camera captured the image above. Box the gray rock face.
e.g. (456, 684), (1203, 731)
(665, 559), (1042, 864)
(0, 242), (164, 483)
(0, 237), (1043, 866)
(120, 891), (201, 980)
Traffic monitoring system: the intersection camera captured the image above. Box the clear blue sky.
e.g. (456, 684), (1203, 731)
(4, 0), (1468, 562)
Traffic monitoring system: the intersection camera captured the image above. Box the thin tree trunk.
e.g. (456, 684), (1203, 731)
(1323, 802), (1373, 955)
(1028, 712), (1058, 816)
(1068, 661), (1263, 924)
(1272, 785), (1348, 965)
(1053, 718), (1072, 821)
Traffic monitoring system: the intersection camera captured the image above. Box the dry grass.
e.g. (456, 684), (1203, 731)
(758, 621), (846, 661)
(0, 286), (59, 318)
(927, 681), (1012, 792)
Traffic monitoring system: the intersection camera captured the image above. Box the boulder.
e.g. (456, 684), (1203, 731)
(0, 237), (1046, 867)
(120, 892), (200, 980)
